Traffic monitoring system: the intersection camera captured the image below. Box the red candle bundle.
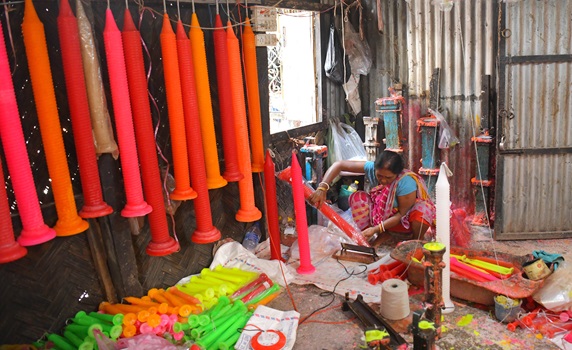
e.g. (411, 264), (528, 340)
(57, 0), (112, 218)
(226, 22), (261, 223)
(0, 155), (27, 263)
(176, 20), (221, 244)
(290, 151), (315, 275)
(263, 150), (282, 261)
(122, 10), (179, 256)
(160, 14), (197, 201)
(242, 17), (264, 173)
(22, 0), (88, 236)
(103, 9), (152, 218)
(0, 19), (55, 246)
(213, 14), (242, 182)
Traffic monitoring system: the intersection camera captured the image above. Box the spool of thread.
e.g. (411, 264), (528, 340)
(380, 278), (410, 320)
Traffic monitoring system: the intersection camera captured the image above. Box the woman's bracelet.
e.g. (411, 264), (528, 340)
(318, 181), (330, 191)
(378, 221), (385, 233)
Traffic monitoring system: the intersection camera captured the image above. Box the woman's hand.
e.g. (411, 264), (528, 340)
(308, 188), (327, 208)
(361, 226), (378, 239)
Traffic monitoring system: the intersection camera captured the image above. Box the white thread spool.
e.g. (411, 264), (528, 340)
(380, 278), (410, 320)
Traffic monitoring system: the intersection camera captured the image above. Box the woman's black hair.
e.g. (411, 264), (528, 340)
(374, 150), (404, 174)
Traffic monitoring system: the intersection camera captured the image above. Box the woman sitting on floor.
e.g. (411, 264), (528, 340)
(308, 150), (436, 247)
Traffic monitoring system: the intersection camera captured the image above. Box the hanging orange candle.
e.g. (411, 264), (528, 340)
(160, 13), (197, 201)
(189, 13), (227, 189)
(22, 0), (89, 236)
(227, 22), (262, 222)
(242, 17), (264, 173)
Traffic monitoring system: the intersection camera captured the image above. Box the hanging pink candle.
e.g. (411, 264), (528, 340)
(103, 9), (152, 218)
(242, 17), (264, 173)
(22, 0), (89, 236)
(227, 22), (262, 223)
(176, 20), (221, 244)
(122, 11), (179, 256)
(263, 150), (282, 261)
(0, 20), (55, 246)
(0, 155), (27, 263)
(189, 13), (227, 189)
(160, 14), (197, 201)
(57, 0), (112, 218)
(213, 14), (242, 182)
(291, 151), (315, 274)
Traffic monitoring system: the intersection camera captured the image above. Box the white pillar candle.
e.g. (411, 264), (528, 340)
(436, 162), (455, 314)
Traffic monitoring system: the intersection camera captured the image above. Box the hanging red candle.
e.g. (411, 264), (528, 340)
(176, 20), (221, 244)
(160, 13), (197, 201)
(189, 13), (227, 189)
(242, 17), (264, 173)
(226, 21), (262, 222)
(122, 10), (179, 256)
(22, 0), (89, 236)
(57, 0), (113, 219)
(263, 150), (283, 261)
(75, 0), (118, 157)
(291, 151), (315, 274)
(213, 13), (242, 182)
(0, 20), (55, 246)
(103, 8), (152, 218)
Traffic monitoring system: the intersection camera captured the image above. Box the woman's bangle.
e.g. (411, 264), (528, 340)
(318, 181), (330, 191)
(378, 221), (385, 233)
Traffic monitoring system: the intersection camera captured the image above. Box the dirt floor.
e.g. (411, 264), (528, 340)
(264, 227), (572, 350)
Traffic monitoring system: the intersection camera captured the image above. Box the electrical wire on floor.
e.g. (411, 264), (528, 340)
(299, 259), (367, 325)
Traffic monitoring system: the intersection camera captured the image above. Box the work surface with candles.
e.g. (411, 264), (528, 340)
(267, 229), (572, 350)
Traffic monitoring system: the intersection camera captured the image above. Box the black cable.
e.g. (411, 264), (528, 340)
(299, 259), (367, 325)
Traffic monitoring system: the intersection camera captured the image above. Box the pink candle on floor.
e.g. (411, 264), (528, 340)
(291, 151), (315, 274)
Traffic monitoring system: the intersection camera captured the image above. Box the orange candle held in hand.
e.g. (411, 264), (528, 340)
(160, 14), (197, 201)
(242, 17), (264, 173)
(227, 22), (261, 222)
(189, 13), (227, 190)
(22, 0), (88, 236)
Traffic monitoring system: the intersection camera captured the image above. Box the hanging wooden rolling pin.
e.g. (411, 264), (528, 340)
(22, 0), (89, 236)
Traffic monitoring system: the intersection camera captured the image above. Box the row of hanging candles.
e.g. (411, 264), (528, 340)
(0, 0), (270, 258)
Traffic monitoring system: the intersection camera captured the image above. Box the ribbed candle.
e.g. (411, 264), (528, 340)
(57, 0), (112, 218)
(264, 150), (282, 261)
(291, 151), (315, 274)
(103, 9), (152, 218)
(176, 20), (221, 244)
(122, 10), (179, 256)
(189, 13), (227, 189)
(226, 22), (261, 223)
(160, 14), (197, 201)
(22, 0), (89, 236)
(75, 0), (118, 157)
(213, 15), (242, 182)
(242, 18), (264, 173)
(0, 20), (55, 246)
(0, 155), (27, 263)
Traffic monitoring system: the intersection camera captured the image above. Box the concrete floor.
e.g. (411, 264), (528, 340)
(264, 229), (572, 350)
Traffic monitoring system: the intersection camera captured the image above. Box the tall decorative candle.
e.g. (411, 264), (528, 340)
(58, 0), (113, 218)
(76, 0), (118, 157)
(122, 10), (179, 256)
(213, 14), (242, 182)
(160, 14), (197, 201)
(242, 17), (264, 173)
(176, 20), (221, 244)
(0, 20), (55, 246)
(103, 8), (152, 218)
(189, 13), (227, 189)
(226, 22), (261, 223)
(0, 155), (27, 263)
(22, 0), (89, 236)
(291, 151), (315, 274)
(436, 162), (455, 314)
(264, 150), (282, 261)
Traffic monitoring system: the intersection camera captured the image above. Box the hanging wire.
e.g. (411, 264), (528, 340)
(176, 0), (180, 20)
(191, 0), (195, 14)
(215, 0), (219, 15)
(162, 0), (166, 14)
(107, 0), (110, 9)
(125, 0), (129, 9)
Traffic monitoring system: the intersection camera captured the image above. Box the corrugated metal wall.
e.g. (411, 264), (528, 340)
(496, 0), (572, 238)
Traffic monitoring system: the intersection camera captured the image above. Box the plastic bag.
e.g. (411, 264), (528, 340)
(343, 21), (372, 76)
(428, 108), (459, 149)
(289, 225), (351, 263)
(533, 261), (572, 312)
(326, 119), (367, 168)
(324, 24), (351, 85)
